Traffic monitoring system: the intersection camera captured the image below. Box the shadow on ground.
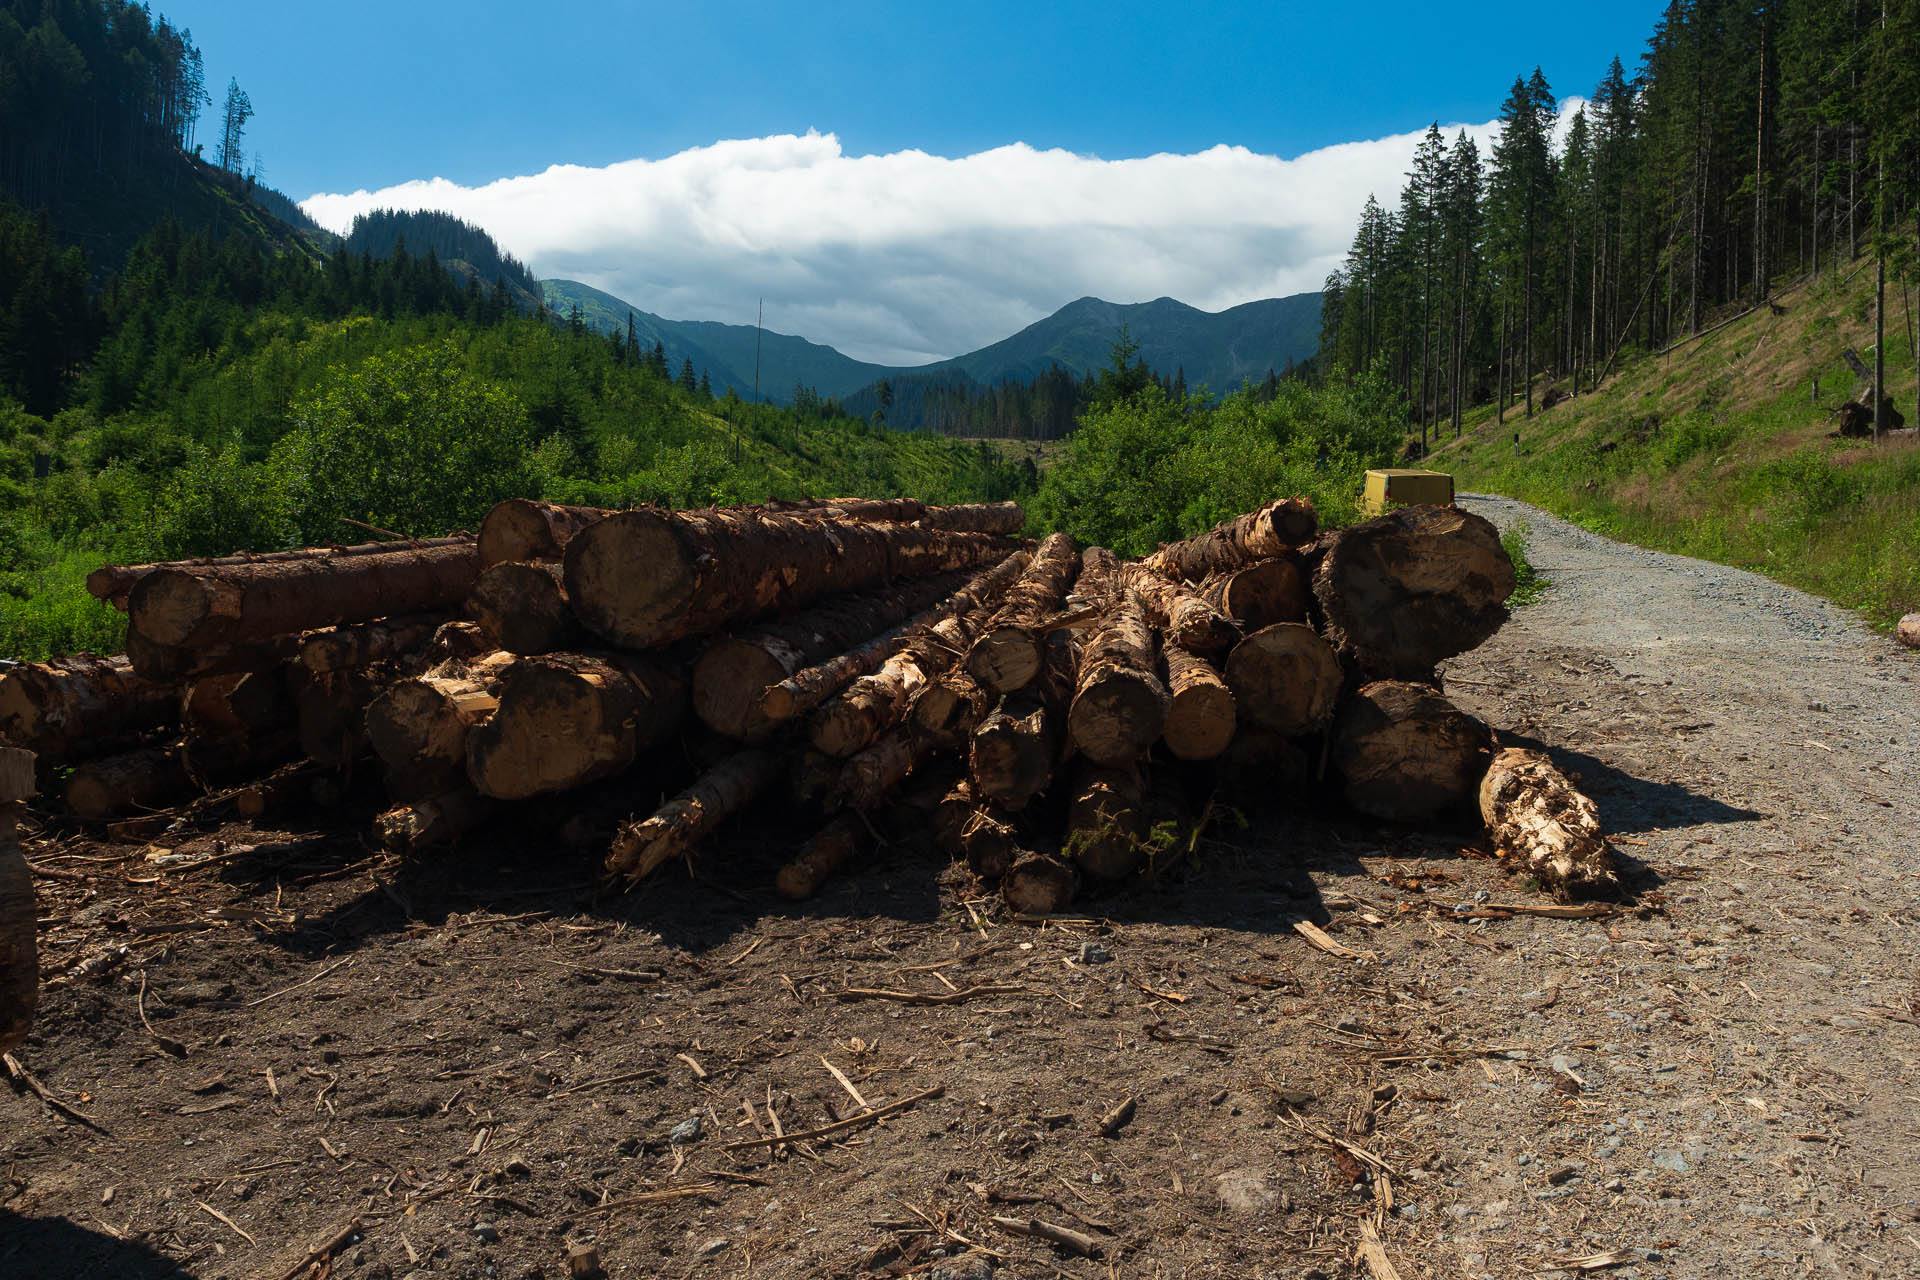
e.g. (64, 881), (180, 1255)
(0, 1211), (199, 1280)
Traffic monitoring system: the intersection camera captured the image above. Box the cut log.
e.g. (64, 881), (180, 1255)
(812, 498), (1027, 534)
(695, 572), (971, 742)
(1332, 681), (1492, 823)
(1478, 748), (1616, 899)
(1117, 563), (1238, 654)
(1140, 498), (1318, 583)
(564, 506), (1016, 650)
(181, 669), (292, 741)
(180, 728), (299, 786)
(468, 561), (581, 655)
(88, 536), (474, 611)
(296, 613), (446, 673)
(478, 500), (612, 567)
(809, 594), (993, 757)
(1223, 623), (1343, 736)
(128, 540), (481, 652)
(914, 665), (993, 747)
(366, 653), (515, 799)
(376, 788), (494, 854)
(833, 728), (932, 811)
(1066, 761), (1150, 881)
(791, 748), (841, 811)
(429, 620), (495, 662)
(964, 532), (1080, 692)
(296, 667), (388, 770)
(1313, 505), (1514, 679)
(467, 653), (685, 801)
(605, 748), (785, 885)
(230, 762), (318, 821)
(775, 813), (870, 900)
(933, 779), (976, 857)
(0, 654), (179, 760)
(126, 628), (297, 682)
(760, 550), (1031, 725)
(1002, 852), (1078, 915)
(65, 743), (192, 819)
(959, 805), (1025, 879)
(1215, 725), (1313, 803)
(1161, 647), (1237, 761)
(1198, 557), (1309, 632)
(1067, 557), (1169, 766)
(969, 700), (1057, 812)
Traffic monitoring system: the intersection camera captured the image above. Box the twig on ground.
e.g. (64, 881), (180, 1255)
(720, 1084), (944, 1151)
(989, 1215), (1103, 1257)
(3, 1052), (112, 1134)
(835, 985), (1025, 1005)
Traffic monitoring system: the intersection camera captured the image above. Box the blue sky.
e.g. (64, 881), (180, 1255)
(178, 0), (1669, 362)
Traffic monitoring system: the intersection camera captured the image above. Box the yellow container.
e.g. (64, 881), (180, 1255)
(1360, 469), (1455, 516)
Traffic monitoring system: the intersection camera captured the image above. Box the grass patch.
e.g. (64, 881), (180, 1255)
(1501, 522), (1548, 607)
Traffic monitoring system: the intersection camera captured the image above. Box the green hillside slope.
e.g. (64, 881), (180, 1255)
(1430, 260), (1920, 627)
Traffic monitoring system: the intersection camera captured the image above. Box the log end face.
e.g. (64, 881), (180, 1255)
(129, 569), (216, 648)
(1333, 680), (1491, 824)
(565, 511), (695, 648)
(1163, 682), (1237, 761)
(693, 642), (788, 743)
(1068, 673), (1169, 766)
(967, 630), (1042, 693)
(478, 499), (551, 568)
(1223, 623), (1342, 737)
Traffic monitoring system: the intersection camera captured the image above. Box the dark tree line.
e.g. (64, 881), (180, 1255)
(1321, 0), (1920, 445)
(0, 0), (210, 209)
(346, 209), (543, 302)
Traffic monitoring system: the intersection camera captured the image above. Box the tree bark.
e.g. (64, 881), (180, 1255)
(822, 498), (1027, 534)
(1332, 681), (1491, 823)
(180, 728), (299, 789)
(964, 532), (1079, 692)
(127, 628), (299, 682)
(1066, 760), (1149, 881)
(913, 668), (993, 748)
(1068, 556), (1169, 767)
(478, 500), (612, 567)
(65, 742), (192, 819)
(1478, 748), (1616, 900)
(775, 813), (869, 900)
(833, 728), (933, 812)
(468, 561), (581, 655)
(429, 620), (496, 663)
(959, 805), (1026, 879)
(0, 653), (179, 761)
(89, 536), (474, 611)
(1002, 852), (1078, 915)
(1117, 563), (1238, 654)
(1313, 505), (1514, 679)
(366, 653), (515, 799)
(181, 668), (291, 742)
(695, 571), (972, 742)
(1215, 725), (1313, 805)
(564, 507), (1016, 650)
(1198, 557), (1309, 633)
(809, 586), (1000, 756)
(467, 652), (685, 800)
(1161, 647), (1237, 761)
(376, 787), (493, 854)
(129, 541), (481, 651)
(933, 778), (977, 858)
(605, 747), (785, 886)
(969, 699), (1058, 812)
(1223, 623), (1343, 737)
(760, 551), (1030, 725)
(1139, 498), (1318, 583)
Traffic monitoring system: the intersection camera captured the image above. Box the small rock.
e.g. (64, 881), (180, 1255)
(1650, 1151), (1689, 1173)
(928, 1256), (994, 1280)
(1739, 1203), (1775, 1219)
(669, 1114), (704, 1144)
(1214, 1169), (1278, 1216)
(1078, 941), (1113, 965)
(473, 1222), (501, 1243)
(697, 1238), (730, 1257)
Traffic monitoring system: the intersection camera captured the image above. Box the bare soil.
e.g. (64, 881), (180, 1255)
(4, 496), (1917, 1280)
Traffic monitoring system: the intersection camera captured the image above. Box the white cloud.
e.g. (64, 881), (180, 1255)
(302, 106), (1585, 367)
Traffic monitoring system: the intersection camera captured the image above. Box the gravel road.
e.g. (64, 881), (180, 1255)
(1407, 495), (1920, 1277)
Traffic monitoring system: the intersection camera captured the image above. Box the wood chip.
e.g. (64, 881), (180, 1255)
(1097, 1096), (1136, 1138)
(1552, 1247), (1637, 1270)
(1293, 920), (1371, 961)
(989, 1214), (1103, 1257)
(195, 1199), (256, 1245)
(1355, 1221), (1404, 1280)
(834, 985), (1025, 1005)
(821, 1056), (871, 1110)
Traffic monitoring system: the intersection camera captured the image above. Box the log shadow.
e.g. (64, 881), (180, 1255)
(0, 1211), (199, 1280)
(1491, 730), (1767, 835)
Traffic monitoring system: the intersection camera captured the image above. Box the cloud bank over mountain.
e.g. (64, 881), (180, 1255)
(303, 109), (1580, 365)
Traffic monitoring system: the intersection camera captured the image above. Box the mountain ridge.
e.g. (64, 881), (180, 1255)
(541, 280), (1321, 411)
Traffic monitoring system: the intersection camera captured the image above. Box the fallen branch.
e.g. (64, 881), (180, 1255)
(834, 985), (1025, 1005)
(267, 1215), (363, 1280)
(2, 1052), (112, 1134)
(988, 1215), (1103, 1257)
(719, 1084), (944, 1151)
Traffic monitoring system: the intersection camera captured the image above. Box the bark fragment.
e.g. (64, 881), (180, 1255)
(1478, 748), (1616, 899)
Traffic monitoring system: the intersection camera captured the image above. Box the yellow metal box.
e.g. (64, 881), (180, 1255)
(1360, 469), (1455, 516)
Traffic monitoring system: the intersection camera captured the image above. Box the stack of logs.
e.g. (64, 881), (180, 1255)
(0, 495), (1615, 913)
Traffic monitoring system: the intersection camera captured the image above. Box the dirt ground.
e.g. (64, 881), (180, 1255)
(3, 495), (1917, 1280)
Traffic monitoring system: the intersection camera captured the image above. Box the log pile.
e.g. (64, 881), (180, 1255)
(3, 494), (1618, 912)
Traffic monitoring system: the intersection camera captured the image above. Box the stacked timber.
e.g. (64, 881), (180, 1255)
(10, 493), (1612, 911)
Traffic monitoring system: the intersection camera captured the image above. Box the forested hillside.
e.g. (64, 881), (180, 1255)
(1321, 0), (1920, 448)
(349, 210), (543, 310)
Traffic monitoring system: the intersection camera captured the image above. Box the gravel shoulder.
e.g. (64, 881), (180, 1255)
(1, 496), (1915, 1280)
